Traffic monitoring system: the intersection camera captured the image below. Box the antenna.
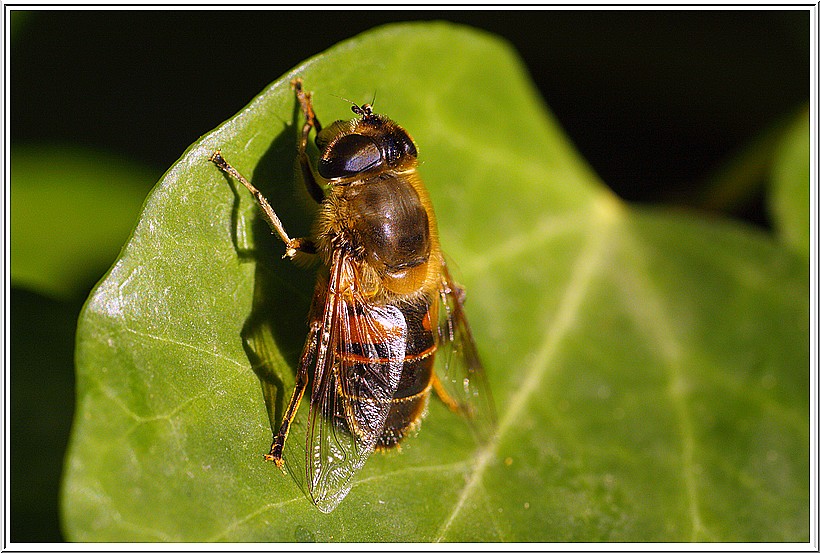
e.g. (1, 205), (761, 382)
(331, 92), (376, 117)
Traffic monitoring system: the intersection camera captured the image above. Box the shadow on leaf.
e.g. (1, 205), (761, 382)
(218, 98), (318, 495)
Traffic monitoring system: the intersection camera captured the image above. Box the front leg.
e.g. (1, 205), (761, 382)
(210, 151), (315, 259)
(291, 78), (325, 204)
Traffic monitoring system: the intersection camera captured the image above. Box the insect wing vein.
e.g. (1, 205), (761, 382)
(306, 250), (406, 512)
(435, 258), (496, 440)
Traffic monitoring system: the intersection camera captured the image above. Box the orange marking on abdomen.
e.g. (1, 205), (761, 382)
(337, 343), (437, 365)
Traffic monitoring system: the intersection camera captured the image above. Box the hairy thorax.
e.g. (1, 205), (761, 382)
(317, 170), (441, 302)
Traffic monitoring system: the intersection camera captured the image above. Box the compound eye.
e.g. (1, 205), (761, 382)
(319, 134), (383, 178)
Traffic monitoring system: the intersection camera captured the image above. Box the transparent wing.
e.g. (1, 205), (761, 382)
(435, 256), (496, 440)
(305, 250), (406, 512)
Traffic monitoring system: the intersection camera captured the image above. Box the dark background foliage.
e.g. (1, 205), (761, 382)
(13, 10), (809, 217)
(9, 8), (809, 542)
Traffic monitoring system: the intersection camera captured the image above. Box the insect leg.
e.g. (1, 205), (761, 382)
(431, 372), (462, 413)
(292, 77), (322, 134)
(210, 151), (316, 259)
(291, 78), (325, 204)
(264, 320), (319, 469)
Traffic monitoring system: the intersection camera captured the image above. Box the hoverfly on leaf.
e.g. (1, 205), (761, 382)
(211, 79), (494, 513)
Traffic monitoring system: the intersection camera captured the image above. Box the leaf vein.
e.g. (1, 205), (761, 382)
(206, 497), (303, 542)
(434, 195), (620, 541)
(121, 326), (248, 372)
(462, 211), (588, 274)
(615, 234), (711, 541)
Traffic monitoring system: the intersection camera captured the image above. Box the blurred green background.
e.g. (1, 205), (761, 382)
(9, 9), (809, 542)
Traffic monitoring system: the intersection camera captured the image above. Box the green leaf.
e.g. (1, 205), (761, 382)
(11, 146), (157, 299)
(769, 108), (810, 259)
(63, 22), (809, 542)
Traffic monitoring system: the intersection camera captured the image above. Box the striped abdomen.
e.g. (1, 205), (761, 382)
(376, 297), (436, 448)
(335, 295), (436, 449)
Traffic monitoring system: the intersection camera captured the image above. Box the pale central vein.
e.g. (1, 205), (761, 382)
(434, 195), (620, 541)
